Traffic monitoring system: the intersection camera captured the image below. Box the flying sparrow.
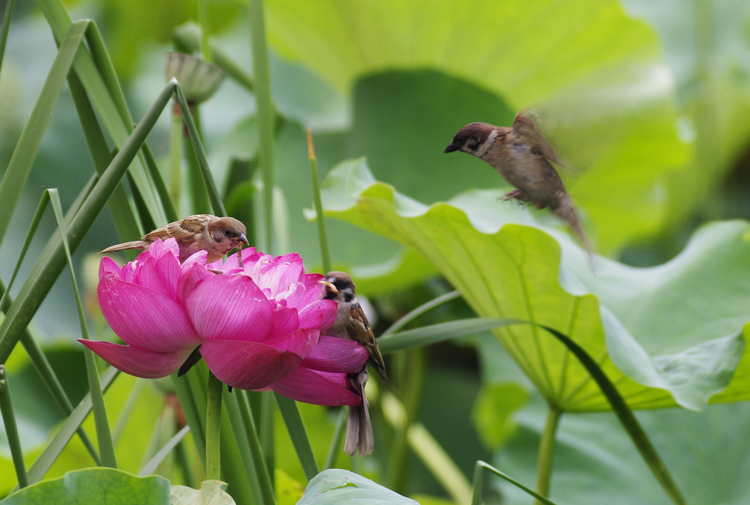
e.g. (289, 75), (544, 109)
(445, 113), (592, 254)
(320, 271), (387, 456)
(100, 214), (248, 264)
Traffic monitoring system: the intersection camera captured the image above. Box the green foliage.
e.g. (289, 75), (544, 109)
(297, 469), (418, 505)
(171, 480), (235, 505)
(265, 0), (690, 254)
(0, 468), (170, 505)
(321, 159), (750, 411)
(1, 0), (749, 504)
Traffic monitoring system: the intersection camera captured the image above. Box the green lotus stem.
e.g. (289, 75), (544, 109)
(206, 371), (223, 480)
(0, 0), (16, 73)
(307, 129), (331, 273)
(169, 105), (183, 212)
(323, 409), (346, 470)
(472, 460), (557, 505)
(249, 0), (275, 253)
(199, 0), (211, 62)
(275, 393), (319, 480)
(535, 402), (562, 503)
(0, 365), (28, 488)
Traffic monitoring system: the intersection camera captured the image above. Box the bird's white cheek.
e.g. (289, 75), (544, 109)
(476, 130), (499, 158)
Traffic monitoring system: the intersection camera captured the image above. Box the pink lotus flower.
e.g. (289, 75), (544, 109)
(81, 239), (359, 394)
(267, 336), (369, 406)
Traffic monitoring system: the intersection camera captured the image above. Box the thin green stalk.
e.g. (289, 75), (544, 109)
(49, 189), (117, 468)
(535, 403), (561, 503)
(174, 434), (197, 488)
(169, 103), (184, 212)
(139, 425), (190, 477)
(387, 348), (425, 492)
(198, 0), (211, 62)
(141, 141), (178, 223)
(206, 371), (223, 480)
(260, 391), (275, 485)
(19, 333), (100, 464)
(112, 379), (146, 443)
(249, 0), (275, 253)
(0, 0), (16, 72)
(23, 367), (119, 486)
(323, 409), (346, 470)
(0, 79), (177, 364)
(229, 390), (275, 505)
(37, 1), (167, 225)
(306, 129), (331, 273)
(172, 370), (207, 467)
(378, 317), (524, 355)
(183, 132), (211, 214)
(173, 23), (254, 91)
(381, 291), (460, 338)
(472, 461), (557, 505)
(0, 20), (88, 248)
(381, 392), (472, 504)
(274, 393), (319, 481)
(174, 84), (225, 216)
(0, 365), (28, 488)
(540, 325), (686, 504)
(218, 397), (257, 505)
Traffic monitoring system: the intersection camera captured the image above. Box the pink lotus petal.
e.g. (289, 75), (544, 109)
(269, 367), (362, 406)
(182, 249), (209, 269)
(264, 328), (320, 358)
(154, 250), (181, 299)
(79, 339), (194, 378)
(300, 336), (369, 373)
(149, 238), (180, 260)
(269, 306), (299, 340)
(99, 256), (122, 279)
(98, 276), (200, 352)
(218, 247), (257, 271)
(133, 256), (171, 299)
(202, 340), (302, 389)
(282, 276), (326, 309)
(255, 253), (304, 295)
(298, 299), (338, 331)
(186, 275), (273, 342)
(178, 263), (214, 304)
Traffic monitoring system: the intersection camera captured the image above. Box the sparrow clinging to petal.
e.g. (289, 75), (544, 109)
(100, 214), (248, 264)
(445, 112), (592, 256)
(320, 271), (386, 456)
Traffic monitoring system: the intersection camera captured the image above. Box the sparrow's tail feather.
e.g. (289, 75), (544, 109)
(343, 369), (374, 456)
(99, 240), (149, 255)
(552, 193), (595, 267)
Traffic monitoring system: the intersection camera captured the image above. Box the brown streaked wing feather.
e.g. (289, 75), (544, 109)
(144, 215), (211, 242)
(346, 304), (387, 380)
(512, 113), (562, 166)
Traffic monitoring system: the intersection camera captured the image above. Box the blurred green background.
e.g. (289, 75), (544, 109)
(1, 0), (749, 503)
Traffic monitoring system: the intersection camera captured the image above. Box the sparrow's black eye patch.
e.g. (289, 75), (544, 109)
(467, 136), (480, 150)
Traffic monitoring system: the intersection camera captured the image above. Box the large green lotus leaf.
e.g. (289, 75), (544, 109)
(297, 469), (418, 505)
(494, 395), (750, 505)
(321, 159), (750, 411)
(0, 468), (170, 505)
(623, 0), (750, 224)
(266, 0), (690, 253)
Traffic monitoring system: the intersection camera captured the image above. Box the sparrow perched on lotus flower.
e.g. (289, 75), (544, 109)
(445, 113), (592, 255)
(100, 214), (248, 264)
(320, 271), (386, 456)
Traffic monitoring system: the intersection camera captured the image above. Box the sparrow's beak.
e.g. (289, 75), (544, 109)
(237, 233), (249, 246)
(318, 280), (338, 294)
(444, 142), (460, 153)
